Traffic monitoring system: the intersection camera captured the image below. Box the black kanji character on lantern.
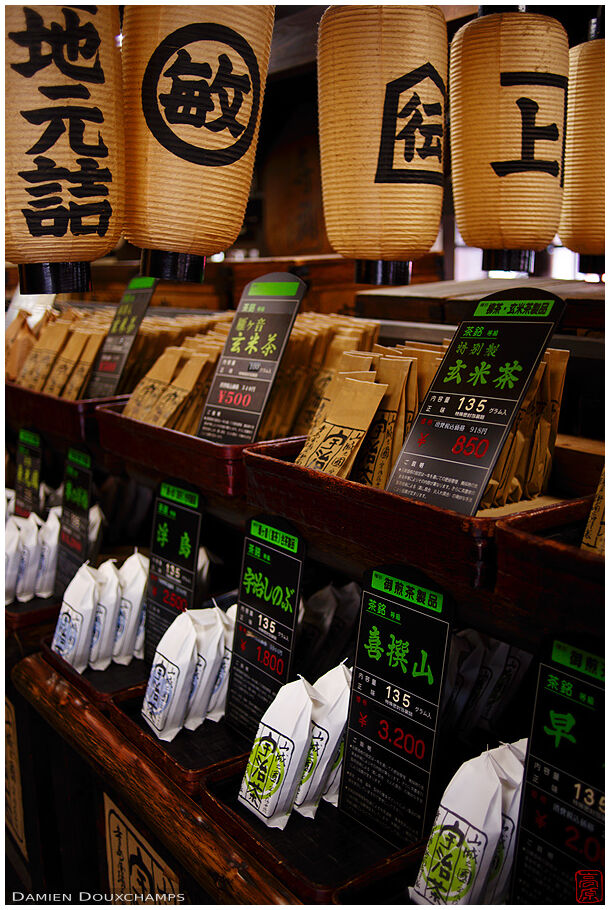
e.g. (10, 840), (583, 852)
(22, 106), (108, 157)
(19, 155), (112, 198)
(21, 200), (111, 237)
(160, 49), (250, 138)
(9, 7), (104, 83)
(395, 92), (443, 163)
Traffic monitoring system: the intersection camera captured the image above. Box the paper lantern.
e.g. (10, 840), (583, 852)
(450, 11), (569, 272)
(317, 5), (448, 284)
(122, 5), (274, 282)
(5, 6), (124, 293)
(559, 37), (605, 275)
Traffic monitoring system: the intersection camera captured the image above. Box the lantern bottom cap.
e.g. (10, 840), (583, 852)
(355, 259), (412, 286)
(140, 248), (206, 284)
(482, 249), (534, 274)
(578, 254), (605, 277)
(18, 261), (92, 295)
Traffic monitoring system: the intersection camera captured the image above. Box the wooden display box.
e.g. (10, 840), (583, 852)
(105, 691), (250, 796)
(201, 756), (422, 904)
(5, 596), (61, 633)
(495, 497), (604, 619)
(243, 439), (584, 593)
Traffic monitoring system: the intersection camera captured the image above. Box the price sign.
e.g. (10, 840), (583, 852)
(14, 428), (42, 517)
(197, 273), (306, 445)
(145, 480), (203, 663)
(387, 288), (566, 515)
(225, 516), (304, 739)
(339, 566), (453, 847)
(55, 447), (92, 595)
(511, 640), (605, 905)
(86, 276), (158, 398)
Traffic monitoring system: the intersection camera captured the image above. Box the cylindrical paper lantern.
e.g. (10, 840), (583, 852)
(122, 5), (274, 282)
(5, 6), (124, 293)
(450, 11), (569, 273)
(318, 5), (448, 283)
(559, 37), (605, 275)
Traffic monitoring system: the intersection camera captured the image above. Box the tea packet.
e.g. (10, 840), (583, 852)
(134, 601), (147, 662)
(320, 734), (345, 807)
(15, 513), (43, 603)
(89, 559), (122, 671)
(42, 329), (89, 397)
(206, 603), (238, 722)
(478, 644), (533, 731)
(141, 611), (198, 742)
(581, 467), (605, 555)
(484, 743), (525, 904)
(63, 330), (106, 400)
(123, 348), (183, 421)
(238, 677), (324, 829)
(34, 506), (62, 598)
(294, 662), (352, 818)
(5, 516), (22, 605)
(183, 607), (226, 731)
(439, 629), (486, 732)
(409, 750), (503, 904)
(459, 636), (510, 733)
(51, 563), (100, 673)
(295, 584), (339, 681)
(113, 551), (149, 665)
(88, 504), (105, 562)
(310, 582), (361, 679)
(17, 321), (72, 391)
(6, 488), (16, 521)
(508, 737), (528, 764)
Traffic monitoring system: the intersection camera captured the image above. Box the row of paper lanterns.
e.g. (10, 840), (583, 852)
(5, 5), (605, 293)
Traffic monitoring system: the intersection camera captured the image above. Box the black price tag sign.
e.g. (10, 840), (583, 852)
(225, 516), (304, 739)
(145, 480), (203, 664)
(15, 428), (42, 517)
(86, 276), (158, 399)
(339, 566), (452, 847)
(55, 447), (92, 596)
(197, 272), (306, 445)
(387, 289), (566, 515)
(511, 640), (605, 905)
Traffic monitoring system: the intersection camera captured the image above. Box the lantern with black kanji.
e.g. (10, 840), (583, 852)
(450, 10), (569, 273)
(317, 5), (448, 286)
(121, 5), (274, 283)
(5, 6), (124, 293)
(559, 27), (605, 277)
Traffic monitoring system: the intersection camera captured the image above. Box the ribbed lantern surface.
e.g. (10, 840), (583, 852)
(122, 5), (274, 258)
(318, 5), (447, 261)
(559, 39), (605, 257)
(5, 6), (124, 268)
(450, 12), (569, 252)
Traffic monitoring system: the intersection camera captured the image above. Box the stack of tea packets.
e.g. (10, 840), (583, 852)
(50, 549), (148, 672)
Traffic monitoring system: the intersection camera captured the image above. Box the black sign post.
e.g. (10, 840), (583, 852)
(225, 516), (305, 740)
(145, 480), (203, 664)
(86, 276), (158, 399)
(55, 447), (93, 596)
(511, 639), (605, 904)
(14, 428), (42, 518)
(339, 566), (453, 847)
(387, 288), (566, 515)
(197, 272), (306, 445)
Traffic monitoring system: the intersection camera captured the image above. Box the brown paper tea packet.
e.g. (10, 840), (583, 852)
(63, 330), (107, 400)
(148, 354), (210, 428)
(123, 348), (184, 421)
(43, 329), (89, 397)
(6, 312), (37, 382)
(581, 468), (605, 555)
(542, 348), (570, 488)
(17, 321), (72, 391)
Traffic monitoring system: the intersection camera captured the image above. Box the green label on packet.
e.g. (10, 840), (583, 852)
(371, 570), (444, 613)
(159, 482), (199, 510)
(551, 640), (605, 683)
(250, 519), (298, 554)
(473, 299), (554, 318)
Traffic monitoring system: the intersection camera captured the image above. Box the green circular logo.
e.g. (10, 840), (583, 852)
(245, 736), (285, 799)
(300, 743), (318, 785)
(420, 821), (476, 903)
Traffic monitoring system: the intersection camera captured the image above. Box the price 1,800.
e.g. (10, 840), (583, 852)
(255, 645), (284, 677)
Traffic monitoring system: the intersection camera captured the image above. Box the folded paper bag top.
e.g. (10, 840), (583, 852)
(183, 606), (226, 732)
(89, 559), (122, 671)
(51, 563), (101, 674)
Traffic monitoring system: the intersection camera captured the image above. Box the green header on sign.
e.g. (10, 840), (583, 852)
(473, 299), (554, 318)
(248, 281), (300, 297)
(250, 519), (298, 553)
(552, 640), (604, 683)
(129, 276), (157, 289)
(19, 429), (40, 448)
(68, 448), (91, 469)
(371, 570), (443, 613)
(160, 482), (199, 510)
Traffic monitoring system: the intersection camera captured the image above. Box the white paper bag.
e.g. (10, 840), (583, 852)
(89, 559), (122, 671)
(134, 601), (146, 661)
(238, 677), (324, 829)
(113, 551), (149, 665)
(141, 611), (198, 742)
(321, 735), (345, 807)
(5, 516), (22, 605)
(183, 607), (226, 731)
(51, 564), (100, 674)
(294, 662), (352, 818)
(15, 513), (43, 602)
(206, 603), (238, 722)
(88, 503), (104, 557)
(484, 743), (525, 904)
(34, 506), (62, 598)
(6, 488), (16, 521)
(409, 750), (503, 904)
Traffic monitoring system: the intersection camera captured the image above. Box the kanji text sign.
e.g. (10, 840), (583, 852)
(339, 567), (451, 846)
(145, 480), (202, 663)
(55, 446), (92, 595)
(511, 640), (605, 904)
(197, 272), (305, 445)
(225, 516), (304, 739)
(387, 289), (566, 515)
(15, 428), (42, 517)
(86, 276), (157, 398)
